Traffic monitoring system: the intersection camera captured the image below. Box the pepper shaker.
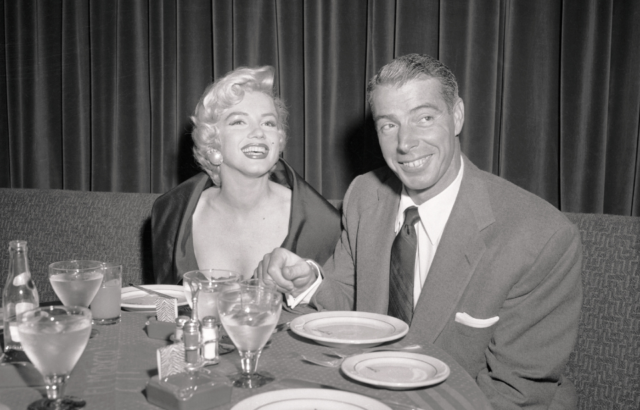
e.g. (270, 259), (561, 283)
(183, 320), (201, 366)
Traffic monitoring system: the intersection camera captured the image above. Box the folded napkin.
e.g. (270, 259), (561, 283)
(455, 312), (499, 328)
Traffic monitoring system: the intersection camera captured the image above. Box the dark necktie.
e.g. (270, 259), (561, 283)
(388, 206), (421, 325)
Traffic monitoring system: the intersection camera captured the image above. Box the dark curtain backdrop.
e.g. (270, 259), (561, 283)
(1, 0), (639, 216)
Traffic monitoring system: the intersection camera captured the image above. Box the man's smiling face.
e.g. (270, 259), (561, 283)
(371, 77), (464, 204)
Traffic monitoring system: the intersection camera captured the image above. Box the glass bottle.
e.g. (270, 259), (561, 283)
(2, 240), (39, 352)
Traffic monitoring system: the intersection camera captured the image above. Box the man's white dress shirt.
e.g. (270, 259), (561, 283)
(395, 160), (463, 306)
(287, 158), (464, 308)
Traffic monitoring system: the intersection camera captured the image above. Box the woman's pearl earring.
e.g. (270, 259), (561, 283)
(207, 149), (223, 166)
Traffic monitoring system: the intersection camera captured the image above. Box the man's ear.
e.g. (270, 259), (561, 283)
(453, 98), (465, 135)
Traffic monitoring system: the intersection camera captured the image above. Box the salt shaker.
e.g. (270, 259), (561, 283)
(201, 316), (219, 364)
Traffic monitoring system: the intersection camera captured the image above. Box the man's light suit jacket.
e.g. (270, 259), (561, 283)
(313, 155), (583, 410)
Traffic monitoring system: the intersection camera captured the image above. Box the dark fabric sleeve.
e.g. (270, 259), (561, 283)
(151, 173), (208, 284)
(275, 159), (341, 265)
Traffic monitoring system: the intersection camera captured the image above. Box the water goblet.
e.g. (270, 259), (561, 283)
(183, 269), (240, 355)
(16, 305), (92, 410)
(49, 260), (104, 338)
(217, 280), (282, 388)
(48, 260), (104, 308)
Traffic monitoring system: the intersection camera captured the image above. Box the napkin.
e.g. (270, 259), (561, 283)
(455, 312), (499, 328)
(156, 343), (187, 379)
(156, 298), (178, 323)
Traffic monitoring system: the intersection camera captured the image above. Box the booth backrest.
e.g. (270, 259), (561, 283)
(0, 188), (160, 302)
(563, 212), (639, 410)
(0, 189), (638, 409)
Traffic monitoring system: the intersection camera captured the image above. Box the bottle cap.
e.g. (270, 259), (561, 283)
(8, 240), (27, 250)
(202, 316), (217, 328)
(175, 316), (190, 328)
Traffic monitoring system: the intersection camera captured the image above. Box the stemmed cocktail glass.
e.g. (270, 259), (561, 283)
(49, 260), (104, 338)
(217, 279), (281, 388)
(48, 260), (104, 308)
(16, 305), (92, 410)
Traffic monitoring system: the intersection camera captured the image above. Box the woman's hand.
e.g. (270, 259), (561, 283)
(256, 248), (318, 297)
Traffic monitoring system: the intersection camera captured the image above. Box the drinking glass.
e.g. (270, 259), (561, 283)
(48, 260), (104, 308)
(90, 263), (122, 325)
(183, 269), (240, 355)
(217, 279), (282, 388)
(17, 305), (92, 410)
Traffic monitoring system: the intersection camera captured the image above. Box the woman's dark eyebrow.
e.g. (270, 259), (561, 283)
(224, 111), (248, 120)
(225, 112), (277, 120)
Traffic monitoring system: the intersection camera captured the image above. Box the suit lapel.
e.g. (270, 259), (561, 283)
(410, 157), (495, 342)
(356, 175), (402, 314)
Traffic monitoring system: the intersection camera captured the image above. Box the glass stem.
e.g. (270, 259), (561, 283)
(44, 375), (68, 400)
(191, 290), (199, 323)
(239, 350), (262, 376)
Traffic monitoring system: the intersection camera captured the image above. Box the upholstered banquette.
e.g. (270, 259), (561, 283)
(0, 188), (638, 409)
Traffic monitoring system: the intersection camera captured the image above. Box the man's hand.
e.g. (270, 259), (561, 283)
(255, 248), (318, 297)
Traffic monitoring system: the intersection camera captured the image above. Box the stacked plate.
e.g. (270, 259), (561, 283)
(290, 311), (450, 390)
(231, 388), (392, 410)
(120, 285), (188, 312)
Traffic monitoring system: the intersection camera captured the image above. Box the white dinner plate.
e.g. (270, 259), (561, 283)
(120, 285), (188, 311)
(341, 351), (450, 390)
(230, 388), (391, 410)
(290, 311), (409, 348)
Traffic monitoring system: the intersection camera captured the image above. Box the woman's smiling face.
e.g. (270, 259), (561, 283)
(217, 91), (284, 180)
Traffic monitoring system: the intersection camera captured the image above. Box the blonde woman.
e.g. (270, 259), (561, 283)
(152, 66), (340, 284)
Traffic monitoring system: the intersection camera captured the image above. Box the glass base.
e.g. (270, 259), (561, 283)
(228, 371), (275, 389)
(92, 316), (121, 325)
(27, 396), (86, 410)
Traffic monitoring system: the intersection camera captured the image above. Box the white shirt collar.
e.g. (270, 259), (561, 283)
(395, 157), (464, 245)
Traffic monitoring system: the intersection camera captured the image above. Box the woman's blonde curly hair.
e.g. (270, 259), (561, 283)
(191, 66), (289, 185)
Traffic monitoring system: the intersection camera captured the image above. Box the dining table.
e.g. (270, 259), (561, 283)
(1, 308), (492, 410)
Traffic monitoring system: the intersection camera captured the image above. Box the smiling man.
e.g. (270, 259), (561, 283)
(258, 54), (583, 410)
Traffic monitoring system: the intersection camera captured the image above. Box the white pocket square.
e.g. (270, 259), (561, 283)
(455, 312), (499, 328)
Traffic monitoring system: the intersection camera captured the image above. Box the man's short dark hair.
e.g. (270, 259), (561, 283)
(367, 54), (459, 112)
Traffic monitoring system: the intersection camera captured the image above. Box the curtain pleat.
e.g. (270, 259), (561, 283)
(276, 0), (305, 173)
(0, 1), (7, 188)
(89, 0), (117, 191)
(2, 0), (640, 216)
(500, 0), (562, 207)
(605, 0), (640, 216)
(303, 0), (369, 199)
(62, 0), (91, 191)
(561, 0), (614, 214)
(6, 0), (62, 188)
(395, 0), (439, 57)
(174, 1), (213, 186)
(440, 0), (504, 176)
(149, 0), (177, 193)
